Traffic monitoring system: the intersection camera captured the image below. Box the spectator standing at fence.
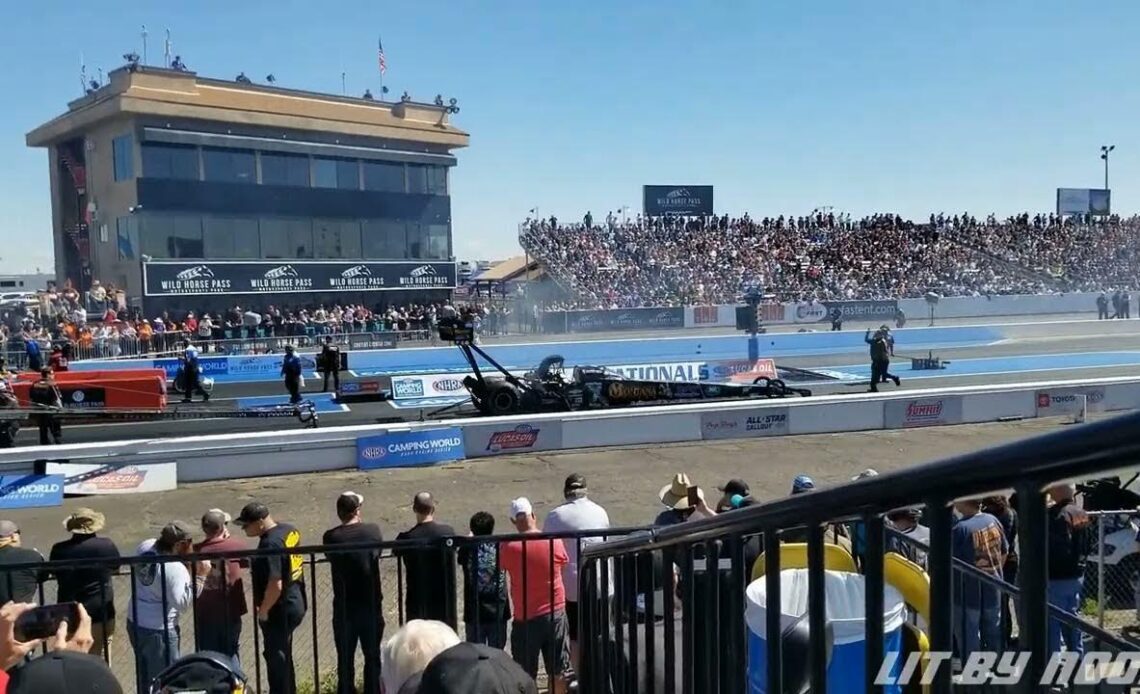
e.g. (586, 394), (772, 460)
(500, 498), (571, 691)
(193, 509), (247, 666)
(886, 507), (929, 569)
(395, 492), (457, 626)
(320, 336), (341, 392)
(950, 499), (1007, 660)
(982, 496), (1019, 648)
(1045, 483), (1089, 655)
(458, 511), (510, 648)
(323, 491), (384, 694)
(380, 619), (461, 694)
(236, 501), (307, 694)
(542, 473), (610, 669)
(654, 474), (715, 527)
(127, 521), (209, 693)
(0, 521), (44, 605)
(49, 509), (120, 658)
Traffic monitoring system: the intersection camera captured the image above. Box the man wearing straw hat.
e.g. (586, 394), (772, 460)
(50, 508), (121, 658)
(654, 473), (715, 527)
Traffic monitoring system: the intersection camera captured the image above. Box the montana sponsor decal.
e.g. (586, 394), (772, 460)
(605, 382), (664, 402)
(432, 377), (465, 393)
(486, 424), (541, 452)
(884, 396), (962, 429)
(392, 378), (426, 399)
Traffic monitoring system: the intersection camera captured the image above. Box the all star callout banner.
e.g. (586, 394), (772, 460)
(143, 260), (458, 296)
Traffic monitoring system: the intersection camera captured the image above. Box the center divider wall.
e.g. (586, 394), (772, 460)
(3, 376), (1135, 484)
(70, 323), (1003, 384)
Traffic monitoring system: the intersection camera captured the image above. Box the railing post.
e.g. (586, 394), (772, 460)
(764, 530), (783, 694)
(863, 514), (885, 694)
(1097, 512), (1106, 629)
(925, 498), (953, 694)
(1016, 481), (1049, 694)
(807, 523), (828, 694)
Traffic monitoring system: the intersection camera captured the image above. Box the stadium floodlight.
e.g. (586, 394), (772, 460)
(266, 74), (276, 84)
(1101, 145), (1115, 190)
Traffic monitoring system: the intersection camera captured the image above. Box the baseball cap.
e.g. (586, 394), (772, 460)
(8, 651), (123, 694)
(201, 509), (231, 534)
(415, 642), (538, 694)
(0, 520), (19, 538)
(159, 520), (194, 544)
(791, 475), (816, 494)
(718, 479), (750, 497)
(564, 473), (587, 493)
(509, 498), (533, 518)
(234, 502), (270, 527)
(337, 491), (364, 516)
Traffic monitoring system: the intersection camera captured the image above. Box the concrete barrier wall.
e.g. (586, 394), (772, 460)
(7, 375), (1139, 484)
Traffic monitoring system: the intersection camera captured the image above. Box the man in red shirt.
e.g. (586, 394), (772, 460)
(499, 497), (570, 692)
(193, 508), (248, 666)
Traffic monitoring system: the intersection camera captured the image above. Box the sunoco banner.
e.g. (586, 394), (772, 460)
(643, 185), (714, 216)
(143, 261), (458, 296)
(543, 307), (684, 333)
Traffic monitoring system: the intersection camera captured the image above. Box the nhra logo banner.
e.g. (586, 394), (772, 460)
(144, 261), (458, 296)
(357, 427), (466, 469)
(1035, 387), (1107, 417)
(391, 375), (467, 400)
(643, 185), (714, 216)
(464, 421), (564, 458)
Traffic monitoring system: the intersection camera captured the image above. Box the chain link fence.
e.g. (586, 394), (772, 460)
(1083, 509), (1140, 636)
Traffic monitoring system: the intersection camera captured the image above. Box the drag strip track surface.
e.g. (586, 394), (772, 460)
(19, 322), (1140, 447)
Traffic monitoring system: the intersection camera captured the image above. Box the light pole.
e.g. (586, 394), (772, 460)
(1100, 145), (1115, 190)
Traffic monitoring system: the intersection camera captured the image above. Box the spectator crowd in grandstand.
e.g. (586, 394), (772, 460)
(521, 210), (1140, 309)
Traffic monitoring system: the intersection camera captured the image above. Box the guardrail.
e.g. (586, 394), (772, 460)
(3, 374), (1138, 483)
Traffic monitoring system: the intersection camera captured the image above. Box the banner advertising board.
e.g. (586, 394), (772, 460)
(1057, 188), (1111, 216)
(357, 428), (466, 469)
(348, 333), (398, 350)
(700, 408), (790, 440)
(154, 356), (229, 378)
(884, 396), (963, 429)
(44, 462), (178, 495)
(0, 474), (65, 509)
(390, 375), (468, 400)
(463, 421), (564, 458)
(699, 359), (777, 383)
(143, 261), (458, 296)
(1035, 387), (1107, 417)
(543, 307), (684, 333)
(605, 362), (704, 382)
(643, 185), (714, 216)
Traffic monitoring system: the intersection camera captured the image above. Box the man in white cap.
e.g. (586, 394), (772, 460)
(499, 498), (570, 693)
(193, 509), (248, 665)
(323, 492), (384, 694)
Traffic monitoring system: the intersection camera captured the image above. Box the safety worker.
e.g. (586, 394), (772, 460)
(865, 326), (900, 393)
(829, 307), (843, 331)
(180, 340), (209, 403)
(48, 345), (69, 372)
(319, 336), (341, 392)
(282, 345), (303, 404)
(29, 367), (62, 445)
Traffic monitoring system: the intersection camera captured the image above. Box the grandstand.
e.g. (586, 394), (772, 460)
(521, 211), (1140, 309)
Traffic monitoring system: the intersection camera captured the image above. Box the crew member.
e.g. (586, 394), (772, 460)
(180, 340), (210, 403)
(865, 327), (900, 392)
(829, 307), (843, 331)
(29, 367), (62, 445)
(282, 345), (303, 404)
(319, 336), (341, 392)
(48, 345), (69, 372)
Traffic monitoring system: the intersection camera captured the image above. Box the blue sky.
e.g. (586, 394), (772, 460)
(1, 0), (1137, 273)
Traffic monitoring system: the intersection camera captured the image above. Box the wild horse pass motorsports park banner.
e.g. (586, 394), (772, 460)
(143, 260), (458, 296)
(643, 185), (714, 216)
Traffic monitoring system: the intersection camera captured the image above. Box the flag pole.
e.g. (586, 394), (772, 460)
(341, 71), (346, 96)
(141, 25), (148, 65)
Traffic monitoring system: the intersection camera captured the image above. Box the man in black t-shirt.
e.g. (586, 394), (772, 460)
(322, 492), (384, 694)
(50, 508), (120, 658)
(236, 501), (307, 694)
(394, 492), (457, 627)
(0, 521), (44, 606)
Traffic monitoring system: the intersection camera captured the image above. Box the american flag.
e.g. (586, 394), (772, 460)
(378, 38), (387, 75)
